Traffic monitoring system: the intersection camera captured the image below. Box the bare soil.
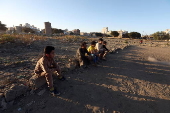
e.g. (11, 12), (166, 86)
(1, 38), (170, 113)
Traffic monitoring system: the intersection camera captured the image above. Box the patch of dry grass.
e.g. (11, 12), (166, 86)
(55, 35), (88, 43)
(0, 34), (48, 45)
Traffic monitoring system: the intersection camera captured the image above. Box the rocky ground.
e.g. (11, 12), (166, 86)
(0, 37), (170, 113)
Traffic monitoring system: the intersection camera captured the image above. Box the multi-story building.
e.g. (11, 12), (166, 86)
(6, 22), (42, 34)
(15, 26), (22, 33)
(72, 29), (80, 35)
(44, 22), (52, 35)
(24, 23), (31, 28)
(164, 29), (170, 34)
(101, 27), (108, 34)
(101, 27), (112, 35)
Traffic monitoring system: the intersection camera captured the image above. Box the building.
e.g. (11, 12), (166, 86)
(63, 29), (69, 35)
(8, 27), (14, 31)
(101, 27), (108, 34)
(117, 30), (128, 38)
(24, 23), (30, 28)
(164, 29), (170, 34)
(44, 22), (52, 35)
(80, 32), (90, 36)
(6, 23), (41, 34)
(72, 29), (80, 35)
(101, 27), (112, 35)
(15, 26), (22, 33)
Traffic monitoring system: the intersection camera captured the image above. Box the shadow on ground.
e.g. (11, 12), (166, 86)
(3, 46), (170, 113)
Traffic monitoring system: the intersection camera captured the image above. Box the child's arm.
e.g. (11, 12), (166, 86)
(79, 48), (85, 57)
(40, 59), (56, 73)
(52, 59), (58, 68)
(85, 49), (90, 56)
(103, 45), (109, 51)
(95, 43), (100, 51)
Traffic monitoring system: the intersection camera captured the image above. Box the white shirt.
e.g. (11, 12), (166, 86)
(95, 43), (103, 51)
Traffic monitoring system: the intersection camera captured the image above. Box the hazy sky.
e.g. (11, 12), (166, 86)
(1, 0), (170, 35)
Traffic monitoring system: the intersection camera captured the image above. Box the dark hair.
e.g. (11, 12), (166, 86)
(44, 46), (55, 54)
(99, 38), (103, 41)
(91, 41), (96, 45)
(103, 41), (107, 44)
(81, 42), (87, 47)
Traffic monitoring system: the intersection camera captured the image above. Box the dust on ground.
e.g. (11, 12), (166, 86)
(1, 37), (170, 113)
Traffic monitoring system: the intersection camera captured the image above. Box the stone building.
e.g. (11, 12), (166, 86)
(101, 27), (112, 35)
(44, 22), (52, 35)
(15, 26), (22, 33)
(72, 29), (80, 35)
(101, 27), (108, 34)
(164, 29), (170, 34)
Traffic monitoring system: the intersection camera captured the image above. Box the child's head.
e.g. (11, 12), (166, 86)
(81, 42), (87, 48)
(44, 46), (55, 58)
(91, 41), (96, 47)
(103, 41), (107, 45)
(98, 38), (103, 43)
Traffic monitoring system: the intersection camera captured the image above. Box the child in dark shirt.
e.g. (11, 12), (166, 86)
(102, 41), (109, 59)
(76, 42), (91, 68)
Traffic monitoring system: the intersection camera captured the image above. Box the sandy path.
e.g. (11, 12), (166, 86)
(3, 44), (170, 113)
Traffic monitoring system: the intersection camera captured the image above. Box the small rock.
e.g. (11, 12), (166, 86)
(30, 89), (35, 95)
(18, 107), (22, 111)
(27, 101), (35, 106)
(1, 98), (7, 110)
(29, 75), (46, 89)
(67, 63), (76, 70)
(4, 84), (28, 102)
(37, 89), (46, 96)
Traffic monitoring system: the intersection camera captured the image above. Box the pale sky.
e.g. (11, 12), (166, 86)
(0, 0), (170, 35)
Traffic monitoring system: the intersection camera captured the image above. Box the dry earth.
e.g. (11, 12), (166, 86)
(0, 37), (170, 113)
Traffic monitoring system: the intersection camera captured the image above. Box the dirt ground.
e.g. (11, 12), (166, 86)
(1, 38), (170, 113)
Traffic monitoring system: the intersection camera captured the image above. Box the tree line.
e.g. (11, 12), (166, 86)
(110, 31), (170, 40)
(110, 31), (141, 39)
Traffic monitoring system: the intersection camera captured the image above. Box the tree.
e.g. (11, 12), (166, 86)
(22, 27), (35, 33)
(0, 21), (7, 31)
(95, 33), (103, 37)
(70, 32), (74, 35)
(128, 32), (141, 39)
(136, 32), (141, 38)
(152, 31), (170, 40)
(52, 28), (64, 34)
(122, 33), (129, 38)
(111, 31), (119, 37)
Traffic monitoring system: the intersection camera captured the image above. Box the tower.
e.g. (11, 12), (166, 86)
(44, 22), (52, 35)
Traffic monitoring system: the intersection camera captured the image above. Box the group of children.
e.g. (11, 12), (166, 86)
(34, 38), (109, 96)
(76, 38), (109, 68)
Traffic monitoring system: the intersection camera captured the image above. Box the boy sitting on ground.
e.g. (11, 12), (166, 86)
(95, 38), (105, 60)
(102, 41), (109, 59)
(87, 41), (99, 66)
(76, 42), (91, 68)
(34, 46), (65, 96)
